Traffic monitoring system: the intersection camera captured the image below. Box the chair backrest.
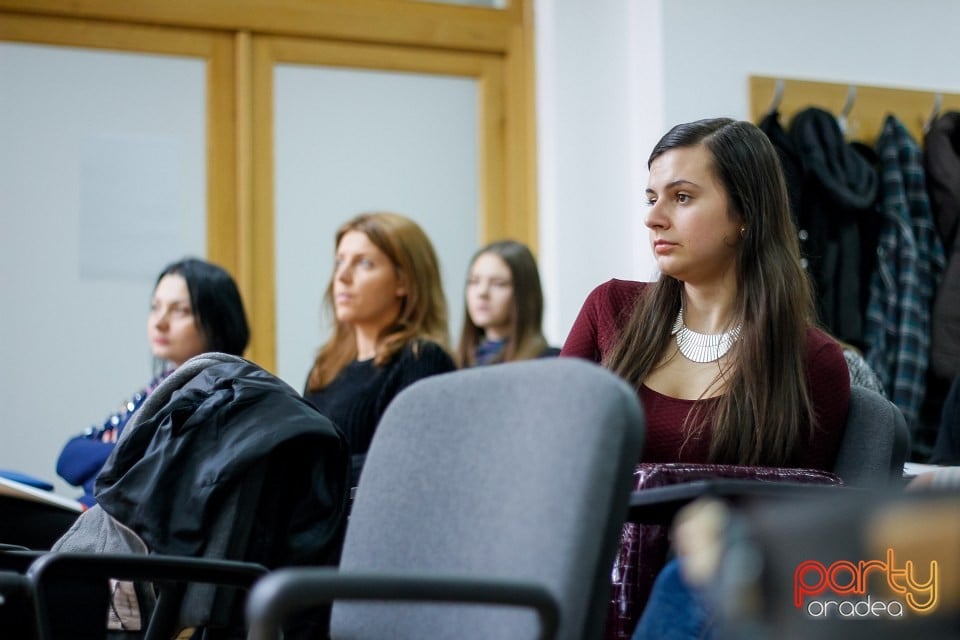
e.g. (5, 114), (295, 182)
(832, 385), (911, 487)
(330, 358), (645, 640)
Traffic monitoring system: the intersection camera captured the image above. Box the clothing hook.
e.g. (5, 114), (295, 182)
(765, 78), (786, 117)
(923, 93), (943, 134)
(837, 85), (857, 134)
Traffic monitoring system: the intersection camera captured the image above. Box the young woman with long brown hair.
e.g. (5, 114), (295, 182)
(562, 117), (850, 471)
(561, 118), (853, 640)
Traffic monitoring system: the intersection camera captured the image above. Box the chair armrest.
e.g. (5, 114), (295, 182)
(27, 552), (268, 640)
(27, 551), (267, 586)
(0, 549), (44, 572)
(625, 463), (847, 525)
(627, 479), (862, 524)
(245, 568), (560, 640)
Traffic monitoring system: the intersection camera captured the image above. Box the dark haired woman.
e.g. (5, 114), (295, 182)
(560, 118), (852, 640)
(456, 239), (559, 367)
(562, 117), (850, 471)
(56, 257), (249, 506)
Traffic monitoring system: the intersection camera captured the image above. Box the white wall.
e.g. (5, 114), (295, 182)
(537, 0), (960, 347)
(535, 0), (663, 346)
(662, 0), (960, 124)
(0, 43), (205, 497)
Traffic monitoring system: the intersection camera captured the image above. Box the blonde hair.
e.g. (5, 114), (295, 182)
(306, 212), (449, 391)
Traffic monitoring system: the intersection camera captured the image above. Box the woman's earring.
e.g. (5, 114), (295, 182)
(739, 226), (746, 239)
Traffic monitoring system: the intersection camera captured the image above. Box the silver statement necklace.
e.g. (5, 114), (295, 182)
(671, 303), (742, 363)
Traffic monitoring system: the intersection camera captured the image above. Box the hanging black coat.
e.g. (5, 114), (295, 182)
(758, 110), (805, 225)
(789, 107), (879, 347)
(924, 111), (960, 380)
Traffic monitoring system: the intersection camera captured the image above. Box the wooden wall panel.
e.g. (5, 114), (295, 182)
(750, 75), (960, 144)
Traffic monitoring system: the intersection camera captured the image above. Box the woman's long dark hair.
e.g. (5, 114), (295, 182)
(604, 118), (817, 465)
(456, 240), (549, 366)
(155, 257), (250, 356)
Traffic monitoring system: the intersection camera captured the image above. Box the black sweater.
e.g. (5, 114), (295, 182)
(304, 340), (456, 485)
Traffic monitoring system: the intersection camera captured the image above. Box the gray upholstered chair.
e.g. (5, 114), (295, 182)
(832, 385), (910, 487)
(246, 358), (646, 640)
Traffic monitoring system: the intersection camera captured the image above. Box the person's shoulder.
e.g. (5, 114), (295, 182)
(595, 278), (647, 296)
(805, 327), (842, 352)
(403, 339), (456, 367)
(585, 278), (648, 307)
(804, 327), (848, 375)
(404, 338), (448, 355)
(538, 345), (562, 358)
(387, 339), (456, 384)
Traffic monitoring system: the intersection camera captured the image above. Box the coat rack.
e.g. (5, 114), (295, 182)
(749, 75), (960, 144)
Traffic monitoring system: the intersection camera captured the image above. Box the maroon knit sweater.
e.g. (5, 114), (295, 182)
(560, 279), (850, 470)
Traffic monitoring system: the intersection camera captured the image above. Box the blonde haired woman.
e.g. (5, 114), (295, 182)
(304, 212), (455, 486)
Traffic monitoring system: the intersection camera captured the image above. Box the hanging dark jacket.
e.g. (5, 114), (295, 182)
(924, 111), (960, 380)
(91, 353), (351, 630)
(930, 374), (960, 464)
(758, 110), (805, 226)
(789, 107), (879, 347)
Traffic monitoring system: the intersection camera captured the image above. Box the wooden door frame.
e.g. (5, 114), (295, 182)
(246, 35), (510, 368)
(0, 0), (526, 53)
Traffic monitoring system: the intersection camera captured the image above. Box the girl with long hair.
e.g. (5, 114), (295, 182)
(456, 240), (558, 367)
